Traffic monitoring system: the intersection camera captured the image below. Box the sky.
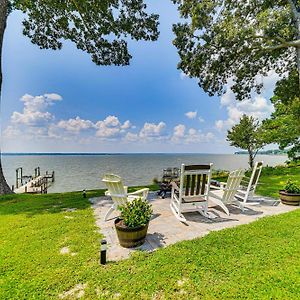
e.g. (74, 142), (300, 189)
(1, 1), (278, 153)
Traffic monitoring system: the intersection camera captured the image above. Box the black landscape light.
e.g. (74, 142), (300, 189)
(82, 189), (86, 198)
(100, 239), (107, 265)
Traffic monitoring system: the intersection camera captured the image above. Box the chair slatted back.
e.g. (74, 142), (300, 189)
(180, 164), (213, 198)
(102, 174), (128, 207)
(249, 161), (263, 190)
(222, 169), (245, 204)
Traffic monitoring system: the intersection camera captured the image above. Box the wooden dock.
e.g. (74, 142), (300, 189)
(13, 167), (55, 194)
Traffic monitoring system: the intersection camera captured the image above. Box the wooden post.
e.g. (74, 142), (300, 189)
(16, 167), (23, 188)
(16, 169), (18, 188)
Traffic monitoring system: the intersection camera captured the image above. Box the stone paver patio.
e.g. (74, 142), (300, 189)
(90, 192), (299, 261)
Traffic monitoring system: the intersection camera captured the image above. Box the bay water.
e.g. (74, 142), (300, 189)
(2, 153), (287, 193)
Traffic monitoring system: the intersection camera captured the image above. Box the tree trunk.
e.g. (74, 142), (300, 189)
(296, 12), (300, 88)
(248, 149), (254, 169)
(289, 0), (300, 87)
(297, 47), (300, 87)
(0, 0), (12, 195)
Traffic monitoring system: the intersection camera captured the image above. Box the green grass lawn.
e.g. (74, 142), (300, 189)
(0, 166), (299, 299)
(256, 165), (300, 198)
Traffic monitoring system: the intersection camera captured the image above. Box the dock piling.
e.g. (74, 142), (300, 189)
(14, 166), (55, 194)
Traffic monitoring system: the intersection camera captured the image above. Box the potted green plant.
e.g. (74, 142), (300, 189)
(279, 179), (300, 206)
(114, 198), (153, 248)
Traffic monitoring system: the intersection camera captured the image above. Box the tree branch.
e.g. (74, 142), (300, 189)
(249, 39), (300, 51)
(69, 0), (93, 34)
(244, 34), (287, 44)
(253, 148), (261, 160)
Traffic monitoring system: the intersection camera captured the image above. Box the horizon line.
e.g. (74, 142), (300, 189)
(2, 152), (235, 156)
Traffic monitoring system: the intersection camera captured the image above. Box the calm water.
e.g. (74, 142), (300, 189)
(2, 154), (287, 193)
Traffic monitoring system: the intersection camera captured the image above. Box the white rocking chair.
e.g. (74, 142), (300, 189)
(209, 169), (245, 215)
(235, 161), (263, 206)
(102, 174), (149, 221)
(170, 164), (213, 222)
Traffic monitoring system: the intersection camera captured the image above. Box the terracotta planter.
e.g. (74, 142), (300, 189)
(279, 190), (300, 206)
(114, 218), (149, 248)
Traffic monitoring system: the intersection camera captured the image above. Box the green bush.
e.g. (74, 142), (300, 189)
(152, 177), (159, 184)
(284, 179), (300, 194)
(118, 198), (153, 228)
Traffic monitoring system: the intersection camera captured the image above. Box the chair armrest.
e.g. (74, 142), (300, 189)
(210, 185), (222, 190)
(128, 188), (149, 195)
(106, 187), (128, 196)
(209, 190), (223, 201)
(128, 188), (149, 200)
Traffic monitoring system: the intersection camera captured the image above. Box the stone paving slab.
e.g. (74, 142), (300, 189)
(90, 192), (299, 261)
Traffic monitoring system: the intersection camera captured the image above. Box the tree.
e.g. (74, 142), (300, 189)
(227, 115), (265, 168)
(262, 69), (300, 159)
(0, 0), (159, 194)
(172, 0), (300, 100)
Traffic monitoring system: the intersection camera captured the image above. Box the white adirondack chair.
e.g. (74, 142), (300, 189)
(235, 161), (263, 206)
(170, 164), (213, 222)
(102, 174), (149, 221)
(209, 169), (245, 215)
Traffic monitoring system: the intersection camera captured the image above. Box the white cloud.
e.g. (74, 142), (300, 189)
(5, 94), (134, 141)
(10, 93), (63, 126)
(121, 120), (132, 130)
(21, 93), (61, 110)
(3, 125), (22, 138)
(96, 126), (121, 138)
(11, 110), (53, 126)
(4, 93), (218, 149)
(185, 111), (197, 119)
(56, 117), (94, 133)
(171, 124), (186, 143)
(44, 93), (63, 101)
(124, 132), (139, 142)
(215, 120), (226, 131)
(139, 122), (166, 139)
(198, 116), (205, 123)
(215, 71), (279, 131)
(185, 129), (215, 144)
(171, 124), (214, 144)
(95, 115), (131, 138)
(173, 124), (185, 138)
(216, 91), (274, 131)
(100, 115), (120, 127)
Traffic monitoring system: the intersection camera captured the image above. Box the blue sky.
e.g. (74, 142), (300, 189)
(2, 1), (277, 153)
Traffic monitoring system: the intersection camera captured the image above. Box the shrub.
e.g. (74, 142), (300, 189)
(152, 177), (159, 184)
(284, 179), (300, 194)
(118, 198), (153, 228)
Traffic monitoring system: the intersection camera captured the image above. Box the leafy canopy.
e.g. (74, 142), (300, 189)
(262, 70), (300, 160)
(227, 115), (264, 151)
(227, 115), (265, 167)
(11, 0), (160, 66)
(172, 0), (300, 100)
